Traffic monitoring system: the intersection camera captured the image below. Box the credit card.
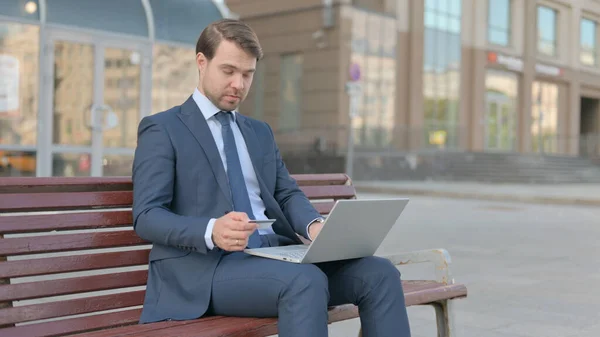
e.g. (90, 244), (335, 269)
(249, 219), (276, 229)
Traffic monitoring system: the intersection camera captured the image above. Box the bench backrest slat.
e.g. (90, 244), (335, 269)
(0, 174), (354, 334)
(0, 270), (148, 302)
(0, 191), (133, 212)
(0, 230), (147, 256)
(0, 211), (132, 234)
(0, 249), (150, 279)
(0, 290), (145, 326)
(299, 185), (356, 200)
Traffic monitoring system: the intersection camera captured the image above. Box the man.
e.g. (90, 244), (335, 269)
(132, 18), (411, 337)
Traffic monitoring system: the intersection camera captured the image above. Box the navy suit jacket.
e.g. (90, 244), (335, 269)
(132, 96), (321, 323)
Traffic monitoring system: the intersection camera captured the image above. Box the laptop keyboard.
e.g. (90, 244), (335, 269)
(280, 250), (306, 259)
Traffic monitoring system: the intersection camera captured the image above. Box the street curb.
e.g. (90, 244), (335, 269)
(355, 185), (600, 207)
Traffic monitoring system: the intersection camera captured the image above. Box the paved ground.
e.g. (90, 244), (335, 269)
(318, 192), (600, 337)
(354, 180), (600, 207)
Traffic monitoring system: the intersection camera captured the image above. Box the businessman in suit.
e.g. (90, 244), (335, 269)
(132, 19), (411, 337)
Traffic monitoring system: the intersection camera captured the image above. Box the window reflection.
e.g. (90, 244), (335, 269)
(52, 41), (94, 146)
(531, 81), (559, 153)
(152, 44), (197, 114)
(537, 6), (557, 57)
(103, 47), (141, 148)
(0, 150), (36, 177)
(351, 9), (396, 148)
(423, 0), (461, 149)
(52, 152), (91, 177)
(580, 18), (597, 66)
(488, 0), (511, 46)
(103, 154), (134, 176)
(0, 22), (39, 146)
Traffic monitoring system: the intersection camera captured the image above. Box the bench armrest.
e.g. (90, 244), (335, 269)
(382, 248), (455, 285)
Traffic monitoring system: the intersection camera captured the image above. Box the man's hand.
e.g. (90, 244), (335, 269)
(308, 220), (324, 241)
(212, 212), (258, 251)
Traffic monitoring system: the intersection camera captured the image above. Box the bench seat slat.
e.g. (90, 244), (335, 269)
(404, 282), (467, 306)
(95, 304), (358, 337)
(0, 249), (150, 279)
(0, 231), (147, 256)
(0, 290), (145, 326)
(127, 317), (278, 337)
(0, 191), (132, 212)
(299, 185), (356, 200)
(0, 211), (132, 234)
(68, 316), (225, 337)
(0, 270), (148, 302)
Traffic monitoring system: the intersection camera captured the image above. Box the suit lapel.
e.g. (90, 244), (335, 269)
(177, 96), (232, 205)
(235, 114), (263, 175)
(235, 114), (301, 243)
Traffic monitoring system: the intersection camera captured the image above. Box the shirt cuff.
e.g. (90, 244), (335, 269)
(205, 218), (217, 250)
(306, 217), (325, 241)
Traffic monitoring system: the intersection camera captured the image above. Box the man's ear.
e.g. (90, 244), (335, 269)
(196, 52), (207, 73)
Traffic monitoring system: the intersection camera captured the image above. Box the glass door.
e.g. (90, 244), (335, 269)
(485, 91), (515, 151)
(39, 29), (151, 176)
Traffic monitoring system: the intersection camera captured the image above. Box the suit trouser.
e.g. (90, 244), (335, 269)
(206, 235), (411, 337)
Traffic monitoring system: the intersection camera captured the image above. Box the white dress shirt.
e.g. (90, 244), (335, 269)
(193, 89), (321, 250)
(193, 89), (274, 250)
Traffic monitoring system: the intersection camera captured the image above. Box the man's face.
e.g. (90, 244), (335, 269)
(197, 39), (256, 112)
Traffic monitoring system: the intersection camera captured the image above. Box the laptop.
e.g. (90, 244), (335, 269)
(244, 198), (409, 263)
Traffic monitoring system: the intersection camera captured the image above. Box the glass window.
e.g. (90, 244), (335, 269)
(423, 0), (462, 149)
(0, 150), (36, 177)
(46, 0), (148, 37)
(103, 48), (141, 149)
(150, 0), (223, 44)
(279, 53), (303, 131)
(103, 154), (134, 176)
(580, 18), (597, 66)
(0, 22), (39, 146)
(52, 41), (94, 146)
(0, 0), (40, 21)
(531, 81), (559, 153)
(350, 9), (396, 149)
(537, 6), (558, 57)
(488, 0), (511, 46)
(52, 153), (90, 177)
(151, 44), (197, 114)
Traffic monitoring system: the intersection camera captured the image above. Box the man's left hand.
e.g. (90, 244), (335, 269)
(308, 220), (324, 240)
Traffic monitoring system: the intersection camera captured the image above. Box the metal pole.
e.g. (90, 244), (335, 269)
(346, 91), (358, 179)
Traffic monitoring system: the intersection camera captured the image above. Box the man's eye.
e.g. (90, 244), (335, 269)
(224, 70), (233, 75)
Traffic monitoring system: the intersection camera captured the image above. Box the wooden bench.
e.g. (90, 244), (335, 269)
(0, 173), (467, 337)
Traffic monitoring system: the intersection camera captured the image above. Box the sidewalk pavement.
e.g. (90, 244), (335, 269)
(354, 180), (600, 207)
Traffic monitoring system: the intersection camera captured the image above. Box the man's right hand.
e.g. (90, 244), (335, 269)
(212, 212), (258, 251)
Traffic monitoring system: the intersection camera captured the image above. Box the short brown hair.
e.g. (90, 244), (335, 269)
(196, 19), (263, 61)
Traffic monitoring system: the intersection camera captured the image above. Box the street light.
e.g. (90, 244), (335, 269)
(24, 1), (37, 14)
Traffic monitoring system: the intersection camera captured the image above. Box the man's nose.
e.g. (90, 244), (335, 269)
(231, 74), (244, 90)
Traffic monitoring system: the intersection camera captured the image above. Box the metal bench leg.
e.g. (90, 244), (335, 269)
(433, 300), (455, 337)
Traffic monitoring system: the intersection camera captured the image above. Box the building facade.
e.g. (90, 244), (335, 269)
(2, 0), (600, 178)
(0, 0), (229, 177)
(226, 0), (600, 166)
